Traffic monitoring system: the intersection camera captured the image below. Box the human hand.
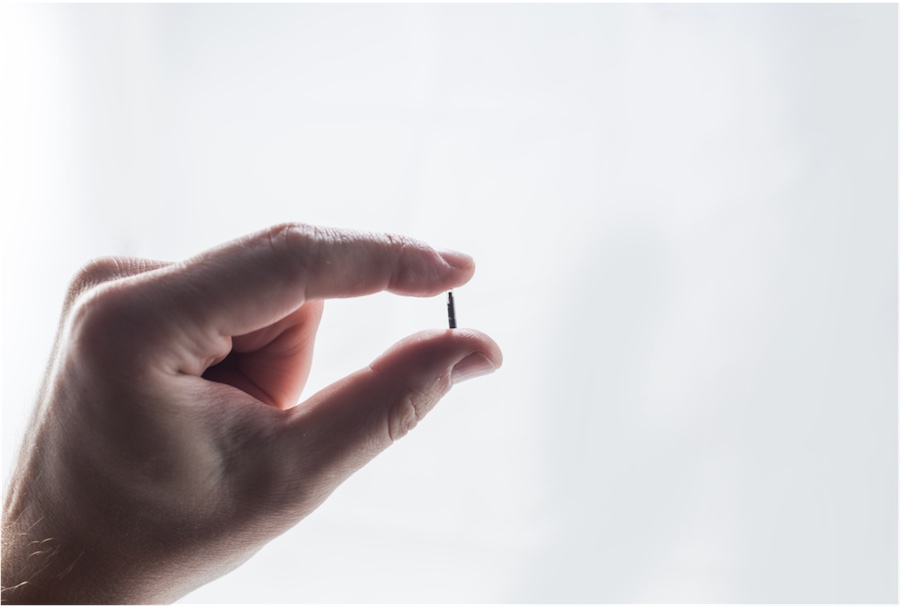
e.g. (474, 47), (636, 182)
(1, 223), (501, 604)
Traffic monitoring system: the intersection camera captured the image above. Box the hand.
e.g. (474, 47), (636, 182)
(1, 223), (501, 604)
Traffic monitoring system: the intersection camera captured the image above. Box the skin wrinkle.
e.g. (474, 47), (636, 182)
(269, 224), (306, 290)
(368, 357), (453, 445)
(387, 395), (419, 443)
(283, 223), (323, 305)
(393, 237), (443, 294)
(233, 358), (280, 408)
(382, 233), (406, 293)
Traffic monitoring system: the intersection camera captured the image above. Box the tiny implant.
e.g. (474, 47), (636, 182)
(447, 291), (457, 329)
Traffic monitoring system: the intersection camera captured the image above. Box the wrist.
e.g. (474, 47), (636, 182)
(2, 482), (149, 604)
(3, 511), (73, 603)
(2, 504), (108, 604)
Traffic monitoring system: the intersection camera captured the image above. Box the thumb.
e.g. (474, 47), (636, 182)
(277, 328), (502, 499)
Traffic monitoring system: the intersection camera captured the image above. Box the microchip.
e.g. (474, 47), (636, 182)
(447, 291), (457, 329)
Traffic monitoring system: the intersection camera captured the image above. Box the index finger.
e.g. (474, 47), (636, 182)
(143, 223), (475, 339)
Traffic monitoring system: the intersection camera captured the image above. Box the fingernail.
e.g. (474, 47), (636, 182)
(436, 247), (474, 270)
(451, 352), (496, 385)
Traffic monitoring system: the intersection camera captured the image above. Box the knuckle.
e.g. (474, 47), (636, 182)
(67, 279), (140, 364)
(263, 221), (301, 243)
(259, 223), (295, 258)
(382, 232), (414, 260)
(71, 255), (123, 285)
(64, 256), (126, 313)
(260, 222), (322, 277)
(262, 222), (322, 250)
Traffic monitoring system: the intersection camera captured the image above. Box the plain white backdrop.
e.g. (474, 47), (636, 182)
(1, 3), (897, 602)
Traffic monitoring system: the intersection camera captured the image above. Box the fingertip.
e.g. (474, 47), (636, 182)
(435, 248), (475, 272)
(445, 327), (503, 370)
(390, 248), (473, 297)
(370, 327), (502, 376)
(450, 351), (496, 385)
(442, 251), (476, 290)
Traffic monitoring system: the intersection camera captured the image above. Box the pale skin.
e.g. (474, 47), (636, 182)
(0, 223), (502, 604)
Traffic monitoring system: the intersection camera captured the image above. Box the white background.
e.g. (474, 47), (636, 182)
(1, 4), (896, 602)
